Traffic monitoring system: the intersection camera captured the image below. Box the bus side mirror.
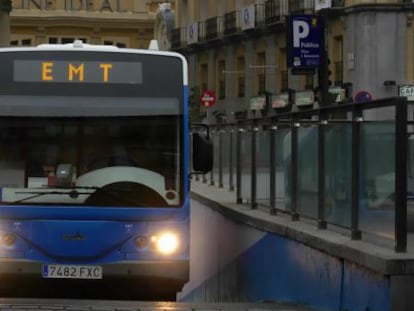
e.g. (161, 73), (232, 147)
(192, 132), (213, 173)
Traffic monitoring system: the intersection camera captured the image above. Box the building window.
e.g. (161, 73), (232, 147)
(333, 35), (343, 86)
(305, 74), (313, 90)
(281, 70), (288, 91)
(217, 60), (225, 100)
(10, 38), (33, 46)
(103, 40), (126, 48)
(200, 63), (208, 93)
(289, 0), (301, 13)
(256, 52), (266, 94)
(62, 37), (74, 44)
(236, 56), (245, 98)
(48, 37), (88, 44)
(278, 48), (288, 92)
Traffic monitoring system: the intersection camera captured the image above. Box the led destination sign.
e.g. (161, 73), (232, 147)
(14, 60), (142, 84)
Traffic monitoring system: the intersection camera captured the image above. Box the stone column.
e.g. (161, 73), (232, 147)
(0, 0), (11, 47)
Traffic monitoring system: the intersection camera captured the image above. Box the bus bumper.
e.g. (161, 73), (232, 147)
(0, 259), (189, 282)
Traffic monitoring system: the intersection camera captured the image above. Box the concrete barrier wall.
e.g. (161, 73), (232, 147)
(179, 197), (392, 311)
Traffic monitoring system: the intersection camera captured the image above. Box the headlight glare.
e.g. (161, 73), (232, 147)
(151, 232), (179, 255)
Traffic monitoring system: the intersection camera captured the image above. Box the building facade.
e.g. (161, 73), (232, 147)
(8, 0), (172, 49)
(170, 0), (414, 124)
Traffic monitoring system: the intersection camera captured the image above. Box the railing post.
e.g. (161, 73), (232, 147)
(218, 130), (224, 188)
(291, 121), (299, 221)
(351, 107), (362, 240)
(209, 131), (215, 186)
(251, 126), (258, 209)
(270, 125), (277, 215)
(236, 127), (243, 204)
(229, 129), (235, 191)
(395, 98), (407, 252)
(318, 115), (327, 229)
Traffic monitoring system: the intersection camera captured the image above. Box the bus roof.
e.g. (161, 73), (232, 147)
(0, 40), (188, 84)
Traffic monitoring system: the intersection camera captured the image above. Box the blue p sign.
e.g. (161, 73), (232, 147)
(287, 15), (323, 69)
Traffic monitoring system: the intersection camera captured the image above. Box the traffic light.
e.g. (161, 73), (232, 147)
(317, 56), (332, 106)
(188, 86), (201, 122)
(0, 0), (12, 12)
(189, 86), (199, 107)
(327, 58), (332, 87)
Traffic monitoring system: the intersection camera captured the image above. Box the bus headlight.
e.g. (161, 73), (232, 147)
(1, 233), (16, 247)
(150, 232), (179, 255)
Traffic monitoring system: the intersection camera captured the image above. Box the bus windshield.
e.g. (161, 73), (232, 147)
(0, 101), (182, 207)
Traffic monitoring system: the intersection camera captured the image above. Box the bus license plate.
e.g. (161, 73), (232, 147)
(42, 264), (103, 279)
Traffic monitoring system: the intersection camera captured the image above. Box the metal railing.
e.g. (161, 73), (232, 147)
(196, 97), (408, 252)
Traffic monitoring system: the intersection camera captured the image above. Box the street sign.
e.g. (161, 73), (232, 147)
(399, 85), (414, 101)
(287, 15), (323, 70)
(200, 90), (216, 108)
(354, 90), (372, 103)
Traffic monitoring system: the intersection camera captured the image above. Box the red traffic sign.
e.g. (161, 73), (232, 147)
(200, 90), (216, 108)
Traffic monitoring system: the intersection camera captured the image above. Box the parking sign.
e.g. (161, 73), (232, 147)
(287, 15), (323, 70)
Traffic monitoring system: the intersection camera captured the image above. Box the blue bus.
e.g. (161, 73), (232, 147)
(0, 40), (212, 299)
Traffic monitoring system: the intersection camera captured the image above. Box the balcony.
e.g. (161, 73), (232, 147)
(171, 27), (186, 50)
(289, 0), (314, 14)
(265, 0), (282, 24)
(205, 16), (224, 41)
(224, 10), (240, 36)
(254, 4), (266, 28)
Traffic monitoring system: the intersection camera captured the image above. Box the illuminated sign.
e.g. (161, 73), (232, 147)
(271, 93), (289, 108)
(250, 96), (266, 110)
(295, 90), (315, 107)
(14, 60), (142, 84)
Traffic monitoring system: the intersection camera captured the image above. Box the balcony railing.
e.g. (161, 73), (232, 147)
(289, 0), (314, 13)
(198, 21), (206, 42)
(255, 4), (266, 27)
(171, 27), (186, 49)
(265, 0), (283, 24)
(224, 10), (240, 35)
(205, 16), (224, 41)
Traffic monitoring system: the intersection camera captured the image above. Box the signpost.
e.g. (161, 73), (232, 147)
(200, 90), (216, 108)
(287, 13), (329, 107)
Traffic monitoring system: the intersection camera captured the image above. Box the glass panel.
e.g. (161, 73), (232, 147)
(408, 134), (414, 198)
(211, 130), (220, 186)
(257, 130), (270, 207)
(0, 115), (181, 207)
(325, 123), (352, 227)
(222, 130), (231, 189)
(231, 130), (237, 190)
(360, 122), (395, 238)
(297, 125), (318, 219)
(276, 127), (291, 211)
(241, 131), (252, 203)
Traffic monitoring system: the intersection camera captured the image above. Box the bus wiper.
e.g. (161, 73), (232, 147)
(13, 189), (96, 203)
